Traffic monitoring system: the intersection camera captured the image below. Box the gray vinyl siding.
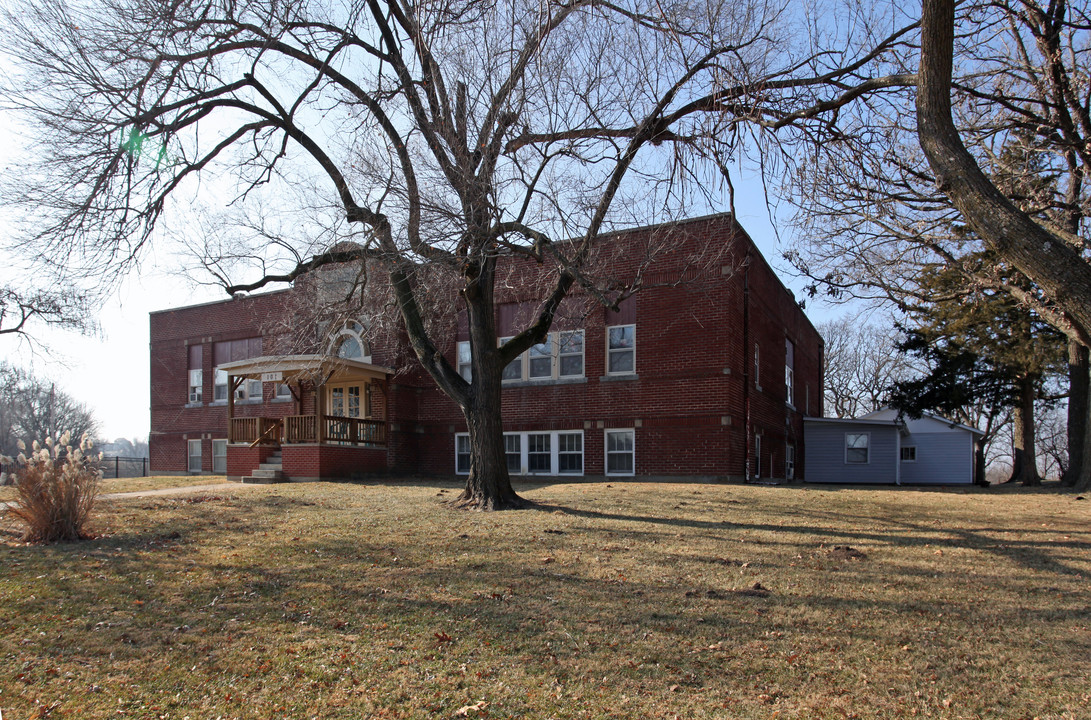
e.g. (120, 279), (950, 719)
(804, 422), (898, 484)
(899, 432), (974, 485)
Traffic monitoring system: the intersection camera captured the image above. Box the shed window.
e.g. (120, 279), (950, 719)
(900, 446), (916, 462)
(846, 433), (869, 464)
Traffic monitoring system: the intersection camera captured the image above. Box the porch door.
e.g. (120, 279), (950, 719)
(327, 383), (364, 443)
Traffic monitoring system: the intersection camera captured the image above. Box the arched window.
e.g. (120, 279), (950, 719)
(328, 321), (370, 363)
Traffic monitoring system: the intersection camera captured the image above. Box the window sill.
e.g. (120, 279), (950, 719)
(600, 374), (638, 382)
(503, 377), (588, 388)
(271, 397), (293, 403)
(184, 402), (204, 409)
(209, 399), (263, 406)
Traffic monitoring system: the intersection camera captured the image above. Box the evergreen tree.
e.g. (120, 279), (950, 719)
(890, 256), (1067, 485)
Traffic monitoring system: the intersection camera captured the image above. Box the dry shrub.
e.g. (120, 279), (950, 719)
(3, 432), (100, 543)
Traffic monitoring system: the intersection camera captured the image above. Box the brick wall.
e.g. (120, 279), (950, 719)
(150, 213), (823, 481)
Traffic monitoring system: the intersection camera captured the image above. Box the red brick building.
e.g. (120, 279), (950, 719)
(149, 214), (823, 482)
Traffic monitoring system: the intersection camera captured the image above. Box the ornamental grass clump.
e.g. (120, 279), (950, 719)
(3, 432), (100, 543)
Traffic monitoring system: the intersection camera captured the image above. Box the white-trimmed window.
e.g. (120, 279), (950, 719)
(214, 368), (228, 402)
(527, 433), (551, 472)
(330, 321), (371, 363)
(187, 439), (202, 473)
(212, 439), (227, 474)
(786, 443), (795, 480)
(504, 434), (522, 473)
(528, 337), (553, 379)
(457, 341), (472, 382)
(558, 433), (583, 474)
(558, 331), (585, 377)
(187, 344), (203, 404)
(846, 433), (869, 464)
(456, 430), (584, 475)
(455, 435), (471, 473)
(607, 325), (636, 375)
(785, 338), (795, 408)
(188, 369), (203, 403)
(500, 330), (585, 382)
(900, 446), (917, 462)
(605, 429), (635, 475)
(275, 382), (292, 400)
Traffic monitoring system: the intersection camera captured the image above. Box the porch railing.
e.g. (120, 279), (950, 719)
(323, 416), (386, 446)
(230, 417), (282, 446)
(232, 414), (385, 447)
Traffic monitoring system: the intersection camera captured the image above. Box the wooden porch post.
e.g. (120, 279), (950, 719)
(227, 373), (235, 442)
(316, 378), (326, 444)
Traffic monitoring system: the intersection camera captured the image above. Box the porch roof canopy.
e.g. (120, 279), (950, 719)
(217, 354), (393, 384)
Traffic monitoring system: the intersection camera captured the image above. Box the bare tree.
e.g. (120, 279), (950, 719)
(0, 286), (94, 339)
(0, 363), (98, 477)
(778, 0), (1091, 490)
(818, 317), (916, 418)
(916, 0), (1091, 491)
(0, 0), (914, 508)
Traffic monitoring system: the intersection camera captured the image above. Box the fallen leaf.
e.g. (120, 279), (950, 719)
(455, 700), (488, 716)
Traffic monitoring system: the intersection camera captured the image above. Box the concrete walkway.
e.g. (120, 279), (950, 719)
(1, 481), (254, 511)
(98, 482), (252, 500)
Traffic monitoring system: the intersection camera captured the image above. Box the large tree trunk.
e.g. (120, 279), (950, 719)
(452, 259), (528, 510)
(917, 0), (1091, 347)
(1008, 375), (1042, 486)
(1063, 340), (1089, 487)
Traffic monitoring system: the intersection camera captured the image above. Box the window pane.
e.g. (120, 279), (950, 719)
(607, 452), (633, 474)
(608, 349), (634, 374)
(247, 380), (262, 398)
(529, 356), (552, 378)
(560, 331), (583, 354)
(503, 358), (522, 380)
(338, 336), (363, 359)
(558, 355), (581, 377)
(609, 326), (634, 349)
(847, 448), (868, 463)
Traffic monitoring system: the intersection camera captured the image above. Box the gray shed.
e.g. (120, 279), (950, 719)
(803, 408), (982, 485)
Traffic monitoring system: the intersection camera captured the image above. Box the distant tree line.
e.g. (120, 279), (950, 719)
(0, 363), (98, 462)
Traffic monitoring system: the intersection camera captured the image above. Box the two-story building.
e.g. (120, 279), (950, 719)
(149, 213), (823, 482)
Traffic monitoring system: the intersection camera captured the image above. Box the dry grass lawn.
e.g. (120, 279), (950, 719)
(0, 480), (1088, 719)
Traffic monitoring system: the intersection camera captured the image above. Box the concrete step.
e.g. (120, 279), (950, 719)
(257, 462), (283, 471)
(250, 468), (283, 479)
(242, 474), (284, 484)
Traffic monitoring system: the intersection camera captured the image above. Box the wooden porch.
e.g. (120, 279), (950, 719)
(217, 353), (394, 451)
(230, 414), (387, 446)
